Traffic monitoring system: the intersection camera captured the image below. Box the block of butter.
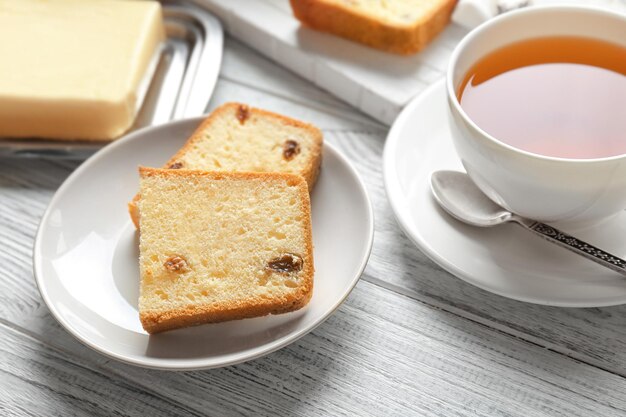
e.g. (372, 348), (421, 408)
(0, 0), (165, 141)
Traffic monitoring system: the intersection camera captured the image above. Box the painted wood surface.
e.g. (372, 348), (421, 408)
(1, 37), (625, 416)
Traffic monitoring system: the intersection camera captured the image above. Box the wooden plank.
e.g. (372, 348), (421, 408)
(3, 282), (625, 416)
(0, 322), (202, 417)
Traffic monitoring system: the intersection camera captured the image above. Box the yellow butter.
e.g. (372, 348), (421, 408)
(0, 0), (165, 141)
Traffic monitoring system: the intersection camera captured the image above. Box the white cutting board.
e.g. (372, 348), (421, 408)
(193, 0), (625, 125)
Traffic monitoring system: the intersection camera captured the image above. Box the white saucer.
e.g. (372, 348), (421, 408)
(383, 79), (626, 307)
(34, 118), (374, 370)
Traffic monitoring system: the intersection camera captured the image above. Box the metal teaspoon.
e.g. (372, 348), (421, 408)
(430, 170), (626, 277)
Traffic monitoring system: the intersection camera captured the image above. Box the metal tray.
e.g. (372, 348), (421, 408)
(0, 1), (223, 159)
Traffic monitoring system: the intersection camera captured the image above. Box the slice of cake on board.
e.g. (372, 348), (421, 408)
(128, 102), (323, 228)
(290, 0), (457, 55)
(138, 167), (314, 334)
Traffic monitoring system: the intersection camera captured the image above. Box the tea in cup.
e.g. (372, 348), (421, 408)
(447, 6), (626, 225)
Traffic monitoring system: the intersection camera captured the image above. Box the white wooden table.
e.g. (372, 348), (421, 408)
(2, 37), (626, 416)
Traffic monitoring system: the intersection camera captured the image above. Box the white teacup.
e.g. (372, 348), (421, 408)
(447, 6), (626, 226)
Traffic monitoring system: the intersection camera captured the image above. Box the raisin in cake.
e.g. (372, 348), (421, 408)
(128, 102), (323, 228)
(138, 167), (314, 334)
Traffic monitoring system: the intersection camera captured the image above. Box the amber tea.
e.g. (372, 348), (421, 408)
(458, 36), (626, 159)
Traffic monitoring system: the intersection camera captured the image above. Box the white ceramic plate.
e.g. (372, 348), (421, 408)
(34, 118), (374, 370)
(384, 79), (626, 307)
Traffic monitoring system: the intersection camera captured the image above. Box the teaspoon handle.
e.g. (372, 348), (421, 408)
(520, 221), (626, 277)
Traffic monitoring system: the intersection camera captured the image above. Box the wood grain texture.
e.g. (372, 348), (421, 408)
(0, 322), (202, 417)
(3, 282), (626, 417)
(0, 35), (625, 416)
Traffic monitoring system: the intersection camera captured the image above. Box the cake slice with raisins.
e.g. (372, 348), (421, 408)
(138, 167), (314, 334)
(128, 102), (323, 228)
